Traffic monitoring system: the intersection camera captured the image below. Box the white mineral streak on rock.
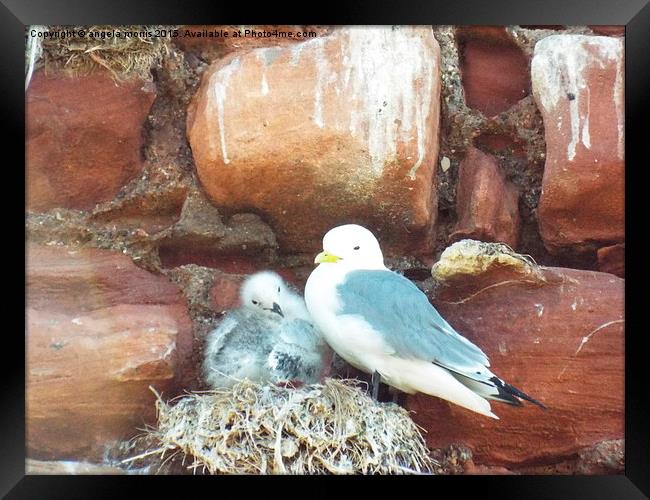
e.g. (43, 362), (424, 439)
(290, 41), (307, 67)
(161, 340), (176, 360)
(261, 71), (269, 96)
(312, 39), (331, 129)
(582, 115), (591, 149)
(255, 51), (271, 96)
(305, 27), (435, 177)
(340, 54), (352, 96)
(582, 87), (591, 149)
(531, 35), (623, 161)
(589, 38), (624, 160)
(206, 28), (436, 176)
(613, 47), (624, 160)
(341, 27), (435, 178)
(210, 57), (241, 165)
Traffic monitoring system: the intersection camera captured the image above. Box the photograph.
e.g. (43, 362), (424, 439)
(23, 22), (628, 479)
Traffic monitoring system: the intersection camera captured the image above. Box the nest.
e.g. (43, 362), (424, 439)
(37, 25), (170, 81)
(126, 379), (437, 475)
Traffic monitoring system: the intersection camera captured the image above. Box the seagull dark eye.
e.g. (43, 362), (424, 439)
(252, 300), (258, 305)
(353, 246), (360, 250)
(277, 287), (281, 292)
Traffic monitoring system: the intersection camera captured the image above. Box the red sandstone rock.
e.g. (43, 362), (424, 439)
(210, 271), (245, 313)
(408, 241), (624, 468)
(531, 35), (624, 253)
(451, 147), (520, 248)
(474, 133), (528, 159)
(26, 244), (193, 461)
(155, 190), (278, 269)
(589, 26), (625, 37)
(456, 26), (530, 117)
(597, 243), (625, 278)
(516, 439), (624, 474)
(90, 184), (189, 236)
(520, 26), (566, 31)
(463, 460), (515, 475)
(26, 70), (156, 212)
(26, 459), (129, 475)
(175, 25), (333, 61)
(187, 26), (441, 256)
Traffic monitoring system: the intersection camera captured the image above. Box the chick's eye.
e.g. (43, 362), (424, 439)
(252, 300), (258, 305)
(353, 246), (360, 250)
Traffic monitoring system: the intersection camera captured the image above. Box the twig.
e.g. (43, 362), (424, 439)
(574, 319), (624, 355)
(121, 447), (169, 464)
(88, 52), (121, 80)
(557, 319), (624, 380)
(440, 279), (541, 305)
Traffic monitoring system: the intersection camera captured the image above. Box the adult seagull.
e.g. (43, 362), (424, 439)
(304, 224), (546, 419)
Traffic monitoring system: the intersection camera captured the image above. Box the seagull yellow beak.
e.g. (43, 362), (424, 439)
(314, 251), (341, 264)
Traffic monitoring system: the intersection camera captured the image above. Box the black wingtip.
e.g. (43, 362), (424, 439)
(490, 377), (548, 410)
(494, 392), (524, 407)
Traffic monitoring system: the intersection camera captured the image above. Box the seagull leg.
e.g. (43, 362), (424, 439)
(371, 370), (381, 401)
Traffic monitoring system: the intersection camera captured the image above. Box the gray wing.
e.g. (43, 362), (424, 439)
(203, 310), (278, 388)
(278, 318), (324, 351)
(267, 343), (322, 384)
(337, 270), (490, 377)
(203, 313), (240, 362)
(267, 319), (324, 384)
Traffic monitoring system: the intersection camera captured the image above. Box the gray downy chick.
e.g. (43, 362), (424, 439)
(203, 271), (328, 389)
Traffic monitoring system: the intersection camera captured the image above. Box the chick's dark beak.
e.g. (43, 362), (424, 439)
(270, 302), (284, 317)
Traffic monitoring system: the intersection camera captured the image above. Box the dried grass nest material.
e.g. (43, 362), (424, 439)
(38, 25), (170, 81)
(432, 239), (548, 283)
(132, 379), (438, 475)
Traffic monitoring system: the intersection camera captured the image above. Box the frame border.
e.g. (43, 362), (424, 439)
(8, 1), (647, 497)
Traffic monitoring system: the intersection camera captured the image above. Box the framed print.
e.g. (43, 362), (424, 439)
(7, 0), (648, 497)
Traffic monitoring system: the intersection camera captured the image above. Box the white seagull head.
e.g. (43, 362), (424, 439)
(240, 271), (287, 318)
(314, 224), (385, 270)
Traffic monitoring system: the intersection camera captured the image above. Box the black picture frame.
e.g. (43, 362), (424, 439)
(7, 0), (647, 498)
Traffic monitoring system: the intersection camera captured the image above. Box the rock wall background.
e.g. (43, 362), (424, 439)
(25, 25), (625, 474)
